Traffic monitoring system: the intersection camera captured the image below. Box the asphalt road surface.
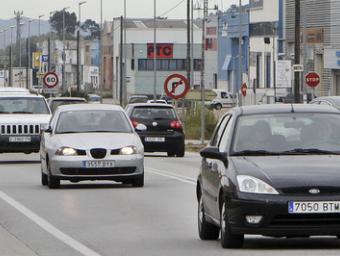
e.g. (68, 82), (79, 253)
(1, 152), (340, 256)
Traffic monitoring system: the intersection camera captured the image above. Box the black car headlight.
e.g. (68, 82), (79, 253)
(237, 175), (279, 195)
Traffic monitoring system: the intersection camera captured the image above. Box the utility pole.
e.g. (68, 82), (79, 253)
(27, 19), (32, 89)
(153, 0), (157, 101)
(3, 28), (8, 87)
(62, 7), (70, 94)
(238, 0), (243, 106)
(99, 0), (103, 97)
(186, 0), (191, 87)
(9, 25), (15, 87)
(120, 16), (124, 106)
(273, 25), (277, 103)
(294, 0), (301, 103)
(124, 0), (127, 105)
(190, 0), (194, 89)
(14, 11), (23, 67)
(200, 0), (208, 144)
(78, 1), (87, 94)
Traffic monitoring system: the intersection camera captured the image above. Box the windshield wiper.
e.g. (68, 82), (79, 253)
(280, 148), (339, 155)
(12, 111), (34, 114)
(231, 150), (280, 156)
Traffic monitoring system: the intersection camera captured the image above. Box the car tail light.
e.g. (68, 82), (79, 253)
(170, 120), (183, 129)
(131, 119), (139, 128)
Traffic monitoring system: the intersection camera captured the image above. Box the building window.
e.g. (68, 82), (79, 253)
(265, 54), (271, 88)
(138, 59), (201, 71)
(206, 27), (217, 35)
(256, 53), (262, 88)
(131, 59), (135, 70)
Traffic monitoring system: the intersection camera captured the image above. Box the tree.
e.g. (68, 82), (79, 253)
(49, 11), (78, 37)
(81, 19), (100, 39)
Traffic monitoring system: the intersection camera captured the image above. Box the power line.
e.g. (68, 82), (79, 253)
(159, 0), (185, 17)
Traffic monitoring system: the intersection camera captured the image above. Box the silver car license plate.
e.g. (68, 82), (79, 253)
(9, 136), (31, 143)
(145, 137), (165, 142)
(84, 161), (115, 168)
(288, 201), (340, 214)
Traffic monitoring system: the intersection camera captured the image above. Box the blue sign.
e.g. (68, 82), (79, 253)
(42, 55), (49, 63)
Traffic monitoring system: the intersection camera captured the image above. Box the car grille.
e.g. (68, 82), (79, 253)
(270, 214), (340, 227)
(0, 124), (40, 135)
(90, 148), (107, 159)
(280, 187), (340, 195)
(60, 167), (136, 176)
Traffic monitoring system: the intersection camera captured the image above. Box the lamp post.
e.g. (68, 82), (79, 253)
(238, 0), (243, 106)
(77, 1), (87, 93)
(99, 0), (103, 97)
(62, 7), (70, 94)
(153, 0), (157, 101)
(3, 28), (8, 86)
(123, 0), (127, 104)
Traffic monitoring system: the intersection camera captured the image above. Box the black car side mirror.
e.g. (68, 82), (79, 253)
(200, 147), (228, 166)
(44, 126), (52, 133)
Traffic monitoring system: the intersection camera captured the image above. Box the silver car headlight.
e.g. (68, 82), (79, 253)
(120, 146), (138, 155)
(237, 175), (279, 195)
(55, 147), (78, 156)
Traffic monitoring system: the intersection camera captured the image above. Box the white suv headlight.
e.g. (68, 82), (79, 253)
(237, 175), (279, 195)
(120, 146), (138, 155)
(56, 147), (78, 156)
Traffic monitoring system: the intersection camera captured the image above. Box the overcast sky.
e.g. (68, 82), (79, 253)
(1, 0), (242, 22)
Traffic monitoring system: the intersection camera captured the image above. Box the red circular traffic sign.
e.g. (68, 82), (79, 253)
(164, 74), (189, 100)
(43, 72), (59, 88)
(241, 83), (247, 97)
(306, 72), (320, 88)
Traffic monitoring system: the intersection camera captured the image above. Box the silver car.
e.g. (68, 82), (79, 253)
(40, 104), (144, 189)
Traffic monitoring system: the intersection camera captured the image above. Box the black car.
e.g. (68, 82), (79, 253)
(197, 104), (340, 248)
(125, 103), (185, 157)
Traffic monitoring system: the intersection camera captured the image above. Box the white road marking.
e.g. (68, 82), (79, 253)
(146, 167), (196, 185)
(0, 191), (102, 256)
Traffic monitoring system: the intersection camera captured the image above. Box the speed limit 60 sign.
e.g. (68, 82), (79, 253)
(43, 72), (59, 88)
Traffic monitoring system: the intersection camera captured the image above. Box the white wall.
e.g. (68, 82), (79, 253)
(250, 0), (279, 23)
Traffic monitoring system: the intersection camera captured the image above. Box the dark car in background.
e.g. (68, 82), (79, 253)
(125, 103), (185, 157)
(47, 97), (87, 114)
(197, 104), (340, 248)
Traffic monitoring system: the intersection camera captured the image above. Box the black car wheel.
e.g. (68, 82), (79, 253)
(220, 201), (244, 248)
(198, 196), (220, 240)
(47, 161), (60, 189)
(131, 173), (144, 187)
(215, 103), (222, 110)
(176, 145), (185, 158)
(41, 171), (48, 186)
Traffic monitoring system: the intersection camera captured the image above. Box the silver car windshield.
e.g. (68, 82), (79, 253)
(232, 113), (340, 154)
(0, 97), (50, 114)
(56, 110), (132, 134)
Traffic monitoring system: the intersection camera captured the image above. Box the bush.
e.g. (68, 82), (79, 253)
(183, 105), (217, 140)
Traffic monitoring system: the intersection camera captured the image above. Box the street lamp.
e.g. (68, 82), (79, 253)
(62, 7), (70, 94)
(19, 22), (25, 68)
(99, 0), (103, 97)
(77, 1), (87, 93)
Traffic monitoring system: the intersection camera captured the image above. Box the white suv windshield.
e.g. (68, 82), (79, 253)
(0, 97), (50, 114)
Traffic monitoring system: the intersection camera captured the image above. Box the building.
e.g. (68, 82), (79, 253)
(217, 5), (249, 94)
(107, 18), (203, 100)
(249, 0), (286, 104)
(286, 0), (340, 97)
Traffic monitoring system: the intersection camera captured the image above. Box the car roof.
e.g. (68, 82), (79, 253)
(127, 103), (174, 108)
(0, 93), (45, 99)
(56, 104), (123, 112)
(231, 104), (339, 116)
(311, 96), (340, 103)
(49, 97), (86, 101)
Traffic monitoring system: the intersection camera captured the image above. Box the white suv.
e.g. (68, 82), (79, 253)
(0, 90), (51, 154)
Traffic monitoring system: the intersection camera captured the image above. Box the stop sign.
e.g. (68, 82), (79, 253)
(241, 83), (247, 97)
(306, 72), (320, 88)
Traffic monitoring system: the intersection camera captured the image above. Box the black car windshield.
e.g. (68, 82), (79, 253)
(131, 107), (177, 120)
(0, 97), (50, 114)
(50, 100), (86, 113)
(232, 113), (340, 155)
(56, 110), (132, 134)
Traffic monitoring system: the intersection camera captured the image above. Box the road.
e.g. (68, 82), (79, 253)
(0, 152), (340, 256)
